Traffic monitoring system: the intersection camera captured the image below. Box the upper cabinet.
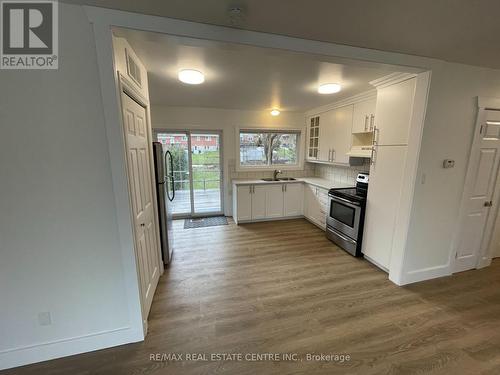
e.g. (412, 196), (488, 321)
(352, 98), (376, 133)
(307, 116), (320, 160)
(373, 78), (416, 146)
(306, 106), (353, 165)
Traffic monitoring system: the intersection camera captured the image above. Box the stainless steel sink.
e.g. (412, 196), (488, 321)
(261, 177), (297, 181)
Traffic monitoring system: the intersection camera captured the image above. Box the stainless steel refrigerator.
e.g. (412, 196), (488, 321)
(152, 142), (174, 265)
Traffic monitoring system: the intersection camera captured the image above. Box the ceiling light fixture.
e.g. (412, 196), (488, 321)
(178, 69), (205, 85)
(270, 109), (280, 116)
(318, 83), (342, 94)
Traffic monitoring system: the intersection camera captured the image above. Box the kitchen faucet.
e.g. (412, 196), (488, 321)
(273, 169), (282, 180)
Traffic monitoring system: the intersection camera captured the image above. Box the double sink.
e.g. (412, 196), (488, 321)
(261, 177), (297, 182)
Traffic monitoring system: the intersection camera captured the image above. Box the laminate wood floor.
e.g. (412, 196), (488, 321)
(5, 219), (500, 375)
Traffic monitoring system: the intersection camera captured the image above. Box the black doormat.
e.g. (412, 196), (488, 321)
(184, 216), (228, 229)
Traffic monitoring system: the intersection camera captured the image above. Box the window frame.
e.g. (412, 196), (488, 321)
(236, 127), (305, 172)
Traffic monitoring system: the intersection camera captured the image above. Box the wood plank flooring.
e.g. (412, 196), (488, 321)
(5, 218), (500, 375)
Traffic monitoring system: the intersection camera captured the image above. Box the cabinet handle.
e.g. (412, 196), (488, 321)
(370, 114), (375, 131)
(332, 149), (335, 161)
(364, 115), (369, 131)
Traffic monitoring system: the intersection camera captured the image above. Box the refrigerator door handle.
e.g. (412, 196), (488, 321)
(165, 150), (175, 202)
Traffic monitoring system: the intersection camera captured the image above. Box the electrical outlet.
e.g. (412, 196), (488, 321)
(38, 312), (51, 326)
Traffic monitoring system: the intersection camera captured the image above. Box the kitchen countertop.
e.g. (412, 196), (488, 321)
(232, 177), (352, 190)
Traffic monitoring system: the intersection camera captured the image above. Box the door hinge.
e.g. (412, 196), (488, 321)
(480, 125), (484, 134)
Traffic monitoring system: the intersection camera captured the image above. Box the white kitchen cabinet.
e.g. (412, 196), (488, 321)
(283, 183), (304, 217)
(304, 184), (329, 230)
(307, 116), (320, 161)
(252, 185), (267, 220)
(352, 98), (376, 133)
(235, 185), (252, 222)
(234, 182), (305, 223)
(374, 78), (416, 146)
(266, 184), (285, 218)
(329, 105), (353, 164)
(362, 146), (407, 270)
(308, 106), (353, 165)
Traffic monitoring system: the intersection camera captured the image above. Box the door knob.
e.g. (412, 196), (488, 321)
(140, 223), (145, 227)
(484, 201), (493, 207)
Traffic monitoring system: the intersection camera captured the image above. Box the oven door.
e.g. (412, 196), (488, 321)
(327, 195), (362, 240)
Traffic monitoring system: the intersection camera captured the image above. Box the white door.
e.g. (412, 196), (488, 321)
(330, 105), (354, 164)
(266, 184), (285, 218)
(362, 145), (408, 270)
(284, 183), (304, 217)
(455, 112), (500, 272)
(236, 185), (252, 222)
(122, 92), (160, 320)
(252, 185), (267, 220)
(374, 78), (416, 146)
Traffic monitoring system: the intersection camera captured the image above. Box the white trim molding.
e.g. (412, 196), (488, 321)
(369, 72), (418, 89)
(0, 326), (142, 371)
(305, 89), (377, 116)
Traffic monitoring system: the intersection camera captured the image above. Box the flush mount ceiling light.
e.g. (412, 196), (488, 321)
(270, 109), (281, 116)
(318, 83), (342, 94)
(178, 69), (205, 85)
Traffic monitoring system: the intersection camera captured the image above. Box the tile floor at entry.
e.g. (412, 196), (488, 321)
(7, 219), (500, 375)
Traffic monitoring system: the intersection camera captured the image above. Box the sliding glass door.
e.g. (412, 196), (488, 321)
(156, 130), (223, 217)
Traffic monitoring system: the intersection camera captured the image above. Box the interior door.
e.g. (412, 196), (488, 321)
(455, 112), (500, 272)
(122, 92), (160, 320)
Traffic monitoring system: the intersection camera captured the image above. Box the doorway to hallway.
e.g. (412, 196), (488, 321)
(155, 130), (223, 218)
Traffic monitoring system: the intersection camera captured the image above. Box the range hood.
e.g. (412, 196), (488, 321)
(346, 146), (372, 158)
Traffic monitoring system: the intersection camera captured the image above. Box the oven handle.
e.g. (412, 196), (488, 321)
(329, 195), (361, 207)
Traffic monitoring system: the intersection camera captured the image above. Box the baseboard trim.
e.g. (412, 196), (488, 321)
(397, 264), (451, 285)
(0, 326), (144, 370)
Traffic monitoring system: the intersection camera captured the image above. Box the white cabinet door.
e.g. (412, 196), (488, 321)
(352, 98), (376, 133)
(252, 185), (267, 220)
(362, 145), (407, 270)
(284, 183), (304, 217)
(374, 78), (416, 146)
(318, 111), (333, 162)
(330, 105), (353, 164)
(266, 184), (285, 218)
(236, 185), (252, 222)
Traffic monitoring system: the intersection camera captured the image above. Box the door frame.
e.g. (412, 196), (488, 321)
(84, 5), (435, 340)
(153, 128), (225, 218)
(452, 97), (500, 272)
(118, 73), (163, 333)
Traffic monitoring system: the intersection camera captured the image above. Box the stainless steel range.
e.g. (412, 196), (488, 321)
(326, 173), (369, 257)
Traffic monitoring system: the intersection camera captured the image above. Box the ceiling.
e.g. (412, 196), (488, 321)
(67, 0), (500, 69)
(115, 28), (399, 111)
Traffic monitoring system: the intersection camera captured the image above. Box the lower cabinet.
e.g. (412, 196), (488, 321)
(304, 184), (329, 230)
(233, 183), (304, 223)
(284, 183), (304, 217)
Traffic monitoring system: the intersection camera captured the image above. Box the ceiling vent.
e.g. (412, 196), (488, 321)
(125, 49), (142, 87)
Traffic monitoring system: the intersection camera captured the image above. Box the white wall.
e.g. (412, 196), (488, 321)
(151, 106), (313, 215)
(0, 4), (142, 370)
(403, 62), (500, 279)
